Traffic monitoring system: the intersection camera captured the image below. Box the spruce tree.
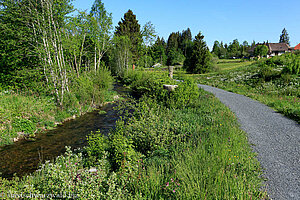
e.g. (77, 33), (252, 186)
(115, 9), (142, 63)
(279, 28), (290, 45)
(180, 28), (192, 56)
(184, 32), (212, 74)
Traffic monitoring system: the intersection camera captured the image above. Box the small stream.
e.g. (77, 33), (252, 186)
(0, 84), (129, 179)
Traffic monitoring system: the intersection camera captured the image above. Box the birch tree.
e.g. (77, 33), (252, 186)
(89, 0), (112, 72)
(26, 0), (73, 107)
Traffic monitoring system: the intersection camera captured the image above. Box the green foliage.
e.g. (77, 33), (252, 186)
(31, 147), (126, 199)
(0, 69), (267, 199)
(115, 9), (142, 63)
(228, 39), (241, 58)
(0, 0), (39, 86)
(258, 52), (300, 76)
(169, 77), (200, 108)
(192, 57), (300, 122)
(151, 37), (167, 65)
(67, 67), (114, 110)
(12, 117), (36, 135)
(137, 54), (154, 68)
(282, 54), (300, 75)
(254, 45), (269, 58)
(184, 32), (213, 74)
(0, 92), (57, 145)
(167, 48), (185, 66)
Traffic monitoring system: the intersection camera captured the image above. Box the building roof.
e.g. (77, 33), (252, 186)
(294, 43), (300, 50)
(267, 43), (290, 52)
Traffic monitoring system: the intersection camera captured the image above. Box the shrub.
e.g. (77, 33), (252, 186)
(169, 77), (200, 108)
(12, 117), (36, 135)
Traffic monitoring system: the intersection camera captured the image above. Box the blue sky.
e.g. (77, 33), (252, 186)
(72, 0), (300, 49)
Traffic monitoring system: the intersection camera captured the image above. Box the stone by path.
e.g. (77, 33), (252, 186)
(198, 84), (300, 200)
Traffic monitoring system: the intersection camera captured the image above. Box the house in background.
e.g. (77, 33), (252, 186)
(266, 43), (293, 57)
(294, 43), (300, 51)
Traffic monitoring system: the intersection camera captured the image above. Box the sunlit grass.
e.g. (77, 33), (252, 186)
(184, 61), (300, 123)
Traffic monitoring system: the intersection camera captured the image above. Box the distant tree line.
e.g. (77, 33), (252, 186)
(211, 39), (257, 59)
(1, 0), (292, 101)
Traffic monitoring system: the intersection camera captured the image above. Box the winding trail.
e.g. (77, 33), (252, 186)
(198, 84), (300, 200)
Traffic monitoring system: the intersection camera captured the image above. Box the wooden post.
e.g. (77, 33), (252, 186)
(168, 66), (174, 79)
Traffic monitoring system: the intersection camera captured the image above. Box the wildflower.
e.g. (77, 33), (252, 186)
(171, 178), (174, 182)
(89, 168), (97, 173)
(173, 189), (176, 193)
(166, 182), (169, 187)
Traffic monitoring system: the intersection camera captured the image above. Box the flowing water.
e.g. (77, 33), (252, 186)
(0, 84), (129, 179)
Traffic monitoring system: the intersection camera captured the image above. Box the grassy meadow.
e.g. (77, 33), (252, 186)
(183, 54), (300, 123)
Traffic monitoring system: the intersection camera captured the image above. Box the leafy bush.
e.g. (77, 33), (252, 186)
(69, 67), (114, 110)
(282, 55), (300, 75)
(29, 147), (127, 199)
(169, 77), (200, 108)
(258, 63), (279, 81)
(12, 117), (36, 135)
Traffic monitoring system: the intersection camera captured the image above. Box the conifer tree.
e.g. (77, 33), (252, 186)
(212, 41), (221, 58)
(180, 28), (192, 56)
(151, 37), (167, 64)
(115, 9), (142, 63)
(279, 28), (290, 46)
(184, 32), (212, 73)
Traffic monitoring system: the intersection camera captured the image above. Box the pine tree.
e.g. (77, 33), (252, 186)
(279, 28), (290, 46)
(184, 32), (212, 74)
(115, 9), (142, 63)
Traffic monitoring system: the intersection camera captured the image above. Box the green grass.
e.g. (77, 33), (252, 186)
(0, 91), (56, 146)
(183, 60), (300, 123)
(0, 88), (118, 146)
(0, 70), (267, 199)
(215, 59), (255, 71)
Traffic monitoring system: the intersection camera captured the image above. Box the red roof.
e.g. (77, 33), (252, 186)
(295, 43), (300, 50)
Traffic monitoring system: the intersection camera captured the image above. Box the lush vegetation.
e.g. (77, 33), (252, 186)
(189, 53), (300, 123)
(0, 70), (266, 199)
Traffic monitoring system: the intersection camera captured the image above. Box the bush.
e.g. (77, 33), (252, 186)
(169, 77), (200, 108)
(67, 67), (114, 111)
(12, 117), (36, 135)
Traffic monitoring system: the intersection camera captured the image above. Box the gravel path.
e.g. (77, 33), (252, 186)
(198, 84), (300, 200)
